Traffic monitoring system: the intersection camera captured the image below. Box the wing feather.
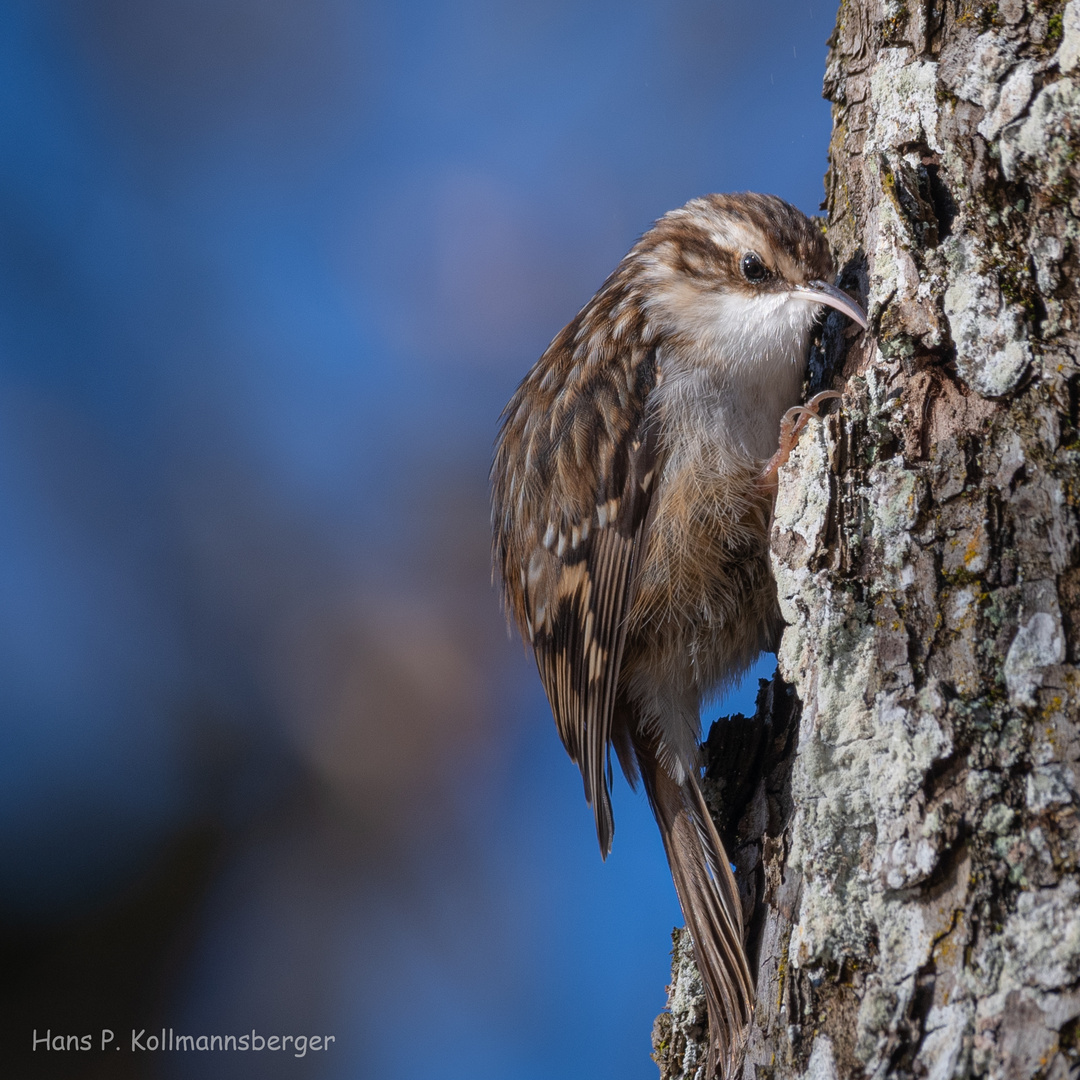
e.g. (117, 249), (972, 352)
(530, 419), (658, 856)
(491, 313), (659, 857)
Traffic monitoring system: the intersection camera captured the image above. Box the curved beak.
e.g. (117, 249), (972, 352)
(792, 280), (867, 329)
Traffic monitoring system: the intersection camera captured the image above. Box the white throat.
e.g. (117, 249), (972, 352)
(648, 283), (821, 461)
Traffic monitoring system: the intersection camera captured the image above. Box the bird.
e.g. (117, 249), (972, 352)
(490, 192), (866, 1076)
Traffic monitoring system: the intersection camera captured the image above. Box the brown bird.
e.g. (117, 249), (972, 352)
(490, 193), (865, 1076)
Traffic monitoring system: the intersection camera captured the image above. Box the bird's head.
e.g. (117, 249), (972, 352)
(620, 192), (866, 364)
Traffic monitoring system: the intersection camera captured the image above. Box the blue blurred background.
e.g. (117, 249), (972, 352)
(0, 1), (836, 1077)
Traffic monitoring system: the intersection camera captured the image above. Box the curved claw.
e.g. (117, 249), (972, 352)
(761, 390), (842, 486)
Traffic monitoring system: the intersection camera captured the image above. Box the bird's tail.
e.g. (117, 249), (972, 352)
(637, 738), (754, 1078)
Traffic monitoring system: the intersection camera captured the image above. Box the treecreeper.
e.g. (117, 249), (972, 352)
(490, 193), (866, 1076)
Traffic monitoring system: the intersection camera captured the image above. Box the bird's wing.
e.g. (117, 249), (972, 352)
(531, 420), (658, 856)
(492, 338), (659, 857)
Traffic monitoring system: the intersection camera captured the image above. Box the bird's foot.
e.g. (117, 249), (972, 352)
(760, 390), (842, 488)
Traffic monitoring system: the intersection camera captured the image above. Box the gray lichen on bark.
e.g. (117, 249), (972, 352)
(654, 1), (1080, 1077)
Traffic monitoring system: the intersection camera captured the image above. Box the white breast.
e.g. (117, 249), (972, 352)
(649, 285), (820, 462)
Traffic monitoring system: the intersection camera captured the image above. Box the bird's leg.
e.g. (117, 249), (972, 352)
(760, 390), (842, 488)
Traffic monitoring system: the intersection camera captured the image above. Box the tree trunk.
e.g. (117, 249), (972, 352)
(653, 1), (1080, 1077)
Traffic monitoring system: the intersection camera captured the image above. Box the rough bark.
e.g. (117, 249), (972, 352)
(653, 1), (1080, 1077)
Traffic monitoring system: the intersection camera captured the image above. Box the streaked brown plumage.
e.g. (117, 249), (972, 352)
(491, 193), (865, 1076)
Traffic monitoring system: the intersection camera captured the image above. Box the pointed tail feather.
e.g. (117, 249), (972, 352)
(638, 743), (754, 1078)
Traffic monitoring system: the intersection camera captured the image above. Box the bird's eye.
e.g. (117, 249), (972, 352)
(740, 251), (767, 282)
